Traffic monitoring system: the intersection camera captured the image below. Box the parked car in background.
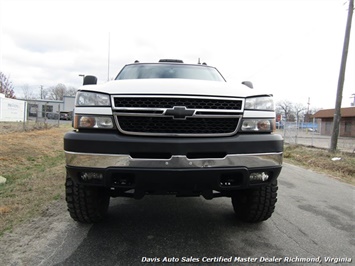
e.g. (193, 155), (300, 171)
(46, 112), (60, 120)
(60, 111), (72, 120)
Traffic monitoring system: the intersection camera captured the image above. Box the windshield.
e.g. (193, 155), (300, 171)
(115, 64), (225, 81)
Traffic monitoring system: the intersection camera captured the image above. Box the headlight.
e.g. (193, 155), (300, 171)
(76, 92), (110, 106)
(241, 119), (273, 132)
(74, 115), (114, 129)
(245, 96), (274, 110)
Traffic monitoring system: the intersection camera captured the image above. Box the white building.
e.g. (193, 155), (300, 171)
(25, 96), (75, 119)
(0, 93), (28, 122)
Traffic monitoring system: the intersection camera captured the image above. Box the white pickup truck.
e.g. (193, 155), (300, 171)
(64, 59), (283, 223)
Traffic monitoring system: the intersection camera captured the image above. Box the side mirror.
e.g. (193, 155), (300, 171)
(242, 81), (253, 89)
(83, 75), (98, 85)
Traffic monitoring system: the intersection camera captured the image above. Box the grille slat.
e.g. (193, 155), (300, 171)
(114, 97), (242, 110)
(113, 96), (243, 136)
(117, 117), (239, 135)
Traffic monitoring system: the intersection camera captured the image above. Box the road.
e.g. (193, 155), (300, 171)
(1, 164), (354, 266)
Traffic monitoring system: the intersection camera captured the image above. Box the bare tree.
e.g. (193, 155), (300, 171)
(44, 84), (77, 100)
(293, 103), (307, 125)
(65, 86), (77, 97)
(0, 72), (16, 98)
(21, 84), (37, 99)
(46, 83), (67, 100)
(276, 100), (293, 122)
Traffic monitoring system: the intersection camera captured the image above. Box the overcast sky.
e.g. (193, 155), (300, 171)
(1, 0), (354, 109)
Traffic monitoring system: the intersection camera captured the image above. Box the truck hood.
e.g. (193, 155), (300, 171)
(79, 79), (269, 98)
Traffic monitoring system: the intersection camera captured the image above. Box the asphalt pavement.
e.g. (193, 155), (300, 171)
(23, 163), (353, 266)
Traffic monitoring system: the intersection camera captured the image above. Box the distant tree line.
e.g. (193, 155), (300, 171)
(23, 83), (77, 100)
(0, 71), (77, 100)
(0, 72), (323, 122)
(276, 100), (319, 123)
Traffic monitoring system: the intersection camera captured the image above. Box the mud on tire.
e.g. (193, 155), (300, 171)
(231, 179), (278, 223)
(65, 176), (110, 223)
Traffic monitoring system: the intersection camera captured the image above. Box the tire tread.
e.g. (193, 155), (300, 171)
(232, 179), (278, 223)
(65, 177), (110, 223)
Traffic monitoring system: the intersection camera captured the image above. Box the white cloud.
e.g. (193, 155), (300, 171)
(0, 0), (354, 108)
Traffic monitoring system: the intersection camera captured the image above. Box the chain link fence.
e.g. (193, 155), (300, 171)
(0, 103), (72, 134)
(279, 121), (354, 153)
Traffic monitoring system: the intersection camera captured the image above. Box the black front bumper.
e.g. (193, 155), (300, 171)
(64, 131), (283, 155)
(66, 165), (282, 197)
(64, 131), (283, 194)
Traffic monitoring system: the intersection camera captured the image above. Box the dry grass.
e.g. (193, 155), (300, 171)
(0, 125), (71, 235)
(284, 144), (355, 185)
(0, 121), (59, 134)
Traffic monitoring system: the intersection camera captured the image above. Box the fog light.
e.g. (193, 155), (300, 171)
(250, 172), (269, 181)
(80, 172), (103, 181)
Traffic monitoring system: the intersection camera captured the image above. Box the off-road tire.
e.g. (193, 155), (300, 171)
(65, 177), (110, 223)
(231, 179), (278, 223)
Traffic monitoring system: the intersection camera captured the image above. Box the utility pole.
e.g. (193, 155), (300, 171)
(107, 32), (111, 81)
(330, 0), (353, 152)
(307, 97), (310, 122)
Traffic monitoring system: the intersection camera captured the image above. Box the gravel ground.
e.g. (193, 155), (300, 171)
(0, 200), (71, 266)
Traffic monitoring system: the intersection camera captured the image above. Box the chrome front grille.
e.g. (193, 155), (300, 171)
(117, 117), (239, 135)
(112, 95), (243, 136)
(114, 97), (242, 110)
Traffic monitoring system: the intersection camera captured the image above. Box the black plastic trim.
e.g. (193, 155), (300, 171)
(64, 131), (283, 155)
(66, 165), (282, 192)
